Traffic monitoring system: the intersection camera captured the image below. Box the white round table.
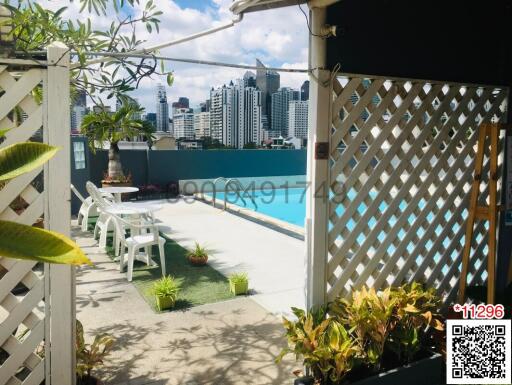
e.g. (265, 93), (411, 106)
(98, 186), (139, 202)
(104, 202), (162, 216)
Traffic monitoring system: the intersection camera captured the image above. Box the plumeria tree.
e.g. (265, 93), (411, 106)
(0, 0), (171, 264)
(81, 104), (155, 182)
(4, 0), (173, 106)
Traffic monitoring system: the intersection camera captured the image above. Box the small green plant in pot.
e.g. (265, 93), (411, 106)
(229, 272), (249, 295)
(187, 242), (209, 266)
(151, 276), (180, 311)
(76, 320), (114, 385)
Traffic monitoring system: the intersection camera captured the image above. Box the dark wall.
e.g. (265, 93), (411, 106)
(148, 150), (306, 184)
(326, 0), (512, 86)
(71, 137), (306, 213)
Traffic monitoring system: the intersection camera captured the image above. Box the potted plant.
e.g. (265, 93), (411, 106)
(229, 272), (249, 295)
(187, 242), (209, 266)
(277, 283), (445, 385)
(151, 275), (180, 311)
(76, 320), (114, 385)
(81, 104), (154, 188)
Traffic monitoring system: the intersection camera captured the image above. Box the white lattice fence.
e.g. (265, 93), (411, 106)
(0, 43), (73, 385)
(326, 76), (508, 304)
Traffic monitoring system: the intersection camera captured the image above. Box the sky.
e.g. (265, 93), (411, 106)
(42, 0), (310, 112)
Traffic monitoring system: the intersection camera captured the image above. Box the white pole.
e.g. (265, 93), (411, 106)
(305, 5), (330, 310)
(72, 18), (242, 69)
(44, 41), (75, 385)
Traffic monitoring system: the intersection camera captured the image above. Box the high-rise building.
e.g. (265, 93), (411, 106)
(256, 59), (280, 132)
(70, 89), (88, 134)
(144, 112), (157, 129)
(210, 85), (234, 146)
(243, 71), (257, 88)
(271, 87), (300, 137)
(288, 100), (309, 142)
(301, 80), (310, 101)
(171, 96), (190, 117)
(71, 106), (88, 134)
(155, 84), (169, 132)
(194, 111), (210, 138)
(199, 100), (210, 113)
(173, 111), (195, 139)
(210, 79), (262, 148)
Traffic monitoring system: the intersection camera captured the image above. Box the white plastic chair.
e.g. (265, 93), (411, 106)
(86, 181), (115, 249)
(111, 214), (166, 281)
(71, 184), (102, 231)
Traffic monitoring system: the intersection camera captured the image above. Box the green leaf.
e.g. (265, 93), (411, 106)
(166, 72), (174, 87)
(0, 128), (10, 138)
(0, 220), (92, 265)
(0, 142), (59, 181)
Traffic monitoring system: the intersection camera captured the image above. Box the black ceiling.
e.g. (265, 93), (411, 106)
(326, 0), (512, 86)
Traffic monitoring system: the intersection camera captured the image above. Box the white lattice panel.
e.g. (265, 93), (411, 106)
(0, 66), (46, 385)
(327, 76), (508, 303)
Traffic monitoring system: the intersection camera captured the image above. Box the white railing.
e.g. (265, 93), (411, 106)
(0, 42), (73, 385)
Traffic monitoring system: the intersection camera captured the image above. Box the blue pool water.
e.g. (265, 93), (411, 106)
(212, 187), (308, 226)
(209, 187), (460, 235)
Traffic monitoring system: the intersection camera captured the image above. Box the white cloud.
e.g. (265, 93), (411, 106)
(42, 0), (310, 111)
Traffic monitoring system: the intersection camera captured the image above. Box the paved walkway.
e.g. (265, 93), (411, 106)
(74, 225), (297, 385)
(153, 198), (306, 316)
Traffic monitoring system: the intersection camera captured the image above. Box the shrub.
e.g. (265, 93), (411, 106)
(277, 283), (444, 384)
(276, 306), (359, 384)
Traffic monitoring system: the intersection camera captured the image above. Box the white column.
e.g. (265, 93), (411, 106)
(44, 42), (75, 385)
(305, 6), (331, 309)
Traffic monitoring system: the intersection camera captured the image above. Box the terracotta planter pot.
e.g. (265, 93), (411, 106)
(155, 295), (176, 311)
(188, 255), (208, 266)
(229, 280), (249, 295)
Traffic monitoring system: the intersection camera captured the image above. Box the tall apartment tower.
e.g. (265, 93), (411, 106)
(288, 100), (309, 141)
(155, 84), (170, 133)
(271, 87), (300, 137)
(194, 111), (210, 138)
(173, 111), (195, 139)
(210, 80), (262, 148)
(301, 80), (310, 101)
(70, 89), (88, 134)
(233, 79), (262, 148)
(256, 59), (280, 132)
(210, 85), (234, 146)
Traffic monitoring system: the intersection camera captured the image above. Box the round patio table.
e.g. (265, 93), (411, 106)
(104, 202), (162, 216)
(98, 186), (139, 202)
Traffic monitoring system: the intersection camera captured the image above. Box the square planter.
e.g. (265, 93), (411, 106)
(229, 280), (248, 295)
(155, 295), (176, 311)
(293, 354), (443, 385)
(350, 353), (444, 385)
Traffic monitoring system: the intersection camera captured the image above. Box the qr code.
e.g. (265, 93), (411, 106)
(447, 319), (511, 384)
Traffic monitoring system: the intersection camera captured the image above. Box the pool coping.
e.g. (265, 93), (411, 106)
(194, 192), (305, 240)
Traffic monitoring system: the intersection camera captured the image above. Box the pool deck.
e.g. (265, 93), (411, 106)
(153, 197), (306, 316)
(75, 225), (297, 385)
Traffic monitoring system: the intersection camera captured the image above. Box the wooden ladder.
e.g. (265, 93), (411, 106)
(458, 122), (501, 304)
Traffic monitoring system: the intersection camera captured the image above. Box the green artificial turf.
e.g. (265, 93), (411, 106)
(101, 231), (234, 312)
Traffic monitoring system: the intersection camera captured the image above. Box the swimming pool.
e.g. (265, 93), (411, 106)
(207, 187), (452, 234)
(211, 187), (307, 227)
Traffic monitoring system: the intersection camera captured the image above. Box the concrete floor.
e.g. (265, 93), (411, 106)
(153, 197), (306, 316)
(74, 219), (299, 385)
